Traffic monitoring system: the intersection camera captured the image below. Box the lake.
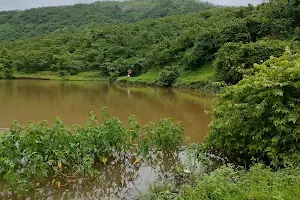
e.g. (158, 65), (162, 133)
(0, 80), (213, 199)
(0, 80), (213, 142)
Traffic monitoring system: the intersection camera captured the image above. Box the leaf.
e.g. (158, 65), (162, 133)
(101, 157), (108, 165)
(58, 161), (62, 169)
(133, 158), (141, 165)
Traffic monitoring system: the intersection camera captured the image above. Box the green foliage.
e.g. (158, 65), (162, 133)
(69, 69), (78, 76)
(1, 0), (300, 89)
(0, 48), (14, 79)
(0, 0), (215, 42)
(109, 70), (120, 83)
(206, 50), (300, 167)
(0, 110), (184, 197)
(215, 39), (288, 84)
(0, 66), (13, 79)
(140, 164), (300, 200)
(139, 118), (184, 156)
(117, 69), (159, 85)
(187, 164), (300, 200)
(157, 66), (179, 86)
(182, 30), (221, 70)
(58, 71), (67, 77)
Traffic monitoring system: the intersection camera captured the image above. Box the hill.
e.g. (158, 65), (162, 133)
(0, 0), (215, 42)
(0, 0), (299, 91)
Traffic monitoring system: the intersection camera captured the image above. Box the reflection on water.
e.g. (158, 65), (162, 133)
(1, 151), (179, 200)
(0, 80), (213, 199)
(0, 80), (213, 142)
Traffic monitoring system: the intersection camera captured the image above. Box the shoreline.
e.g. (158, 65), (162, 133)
(3, 69), (222, 94)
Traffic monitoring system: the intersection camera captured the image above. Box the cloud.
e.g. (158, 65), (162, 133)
(0, 0), (262, 11)
(0, 0), (96, 11)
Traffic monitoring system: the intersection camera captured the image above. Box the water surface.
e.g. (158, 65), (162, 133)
(0, 80), (213, 142)
(0, 80), (214, 199)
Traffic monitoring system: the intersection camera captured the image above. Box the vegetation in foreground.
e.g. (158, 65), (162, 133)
(0, 109), (184, 198)
(1, 0), (300, 199)
(206, 50), (300, 168)
(139, 51), (300, 199)
(139, 164), (300, 200)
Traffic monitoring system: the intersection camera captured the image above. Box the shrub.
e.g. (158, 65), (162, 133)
(69, 69), (78, 75)
(58, 70), (67, 77)
(157, 66), (179, 86)
(206, 50), (300, 167)
(108, 70), (119, 83)
(185, 164), (300, 200)
(140, 164), (300, 200)
(0, 110), (184, 197)
(0, 67), (13, 79)
(139, 118), (184, 156)
(182, 30), (220, 70)
(215, 39), (287, 84)
(3, 68), (13, 79)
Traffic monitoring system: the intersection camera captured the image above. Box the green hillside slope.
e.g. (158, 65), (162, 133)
(0, 0), (299, 91)
(0, 0), (214, 42)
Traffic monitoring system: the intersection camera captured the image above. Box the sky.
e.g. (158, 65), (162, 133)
(0, 0), (262, 11)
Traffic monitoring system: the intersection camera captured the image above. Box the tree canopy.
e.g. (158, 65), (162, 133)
(0, 0), (299, 84)
(0, 0), (215, 42)
(206, 50), (300, 167)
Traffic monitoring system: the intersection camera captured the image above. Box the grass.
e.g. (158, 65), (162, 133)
(12, 65), (218, 92)
(14, 71), (108, 81)
(118, 65), (215, 88)
(140, 164), (300, 200)
(118, 69), (159, 85)
(175, 64), (215, 85)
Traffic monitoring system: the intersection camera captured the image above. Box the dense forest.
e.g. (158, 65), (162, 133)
(0, 0), (300, 88)
(0, 0), (214, 42)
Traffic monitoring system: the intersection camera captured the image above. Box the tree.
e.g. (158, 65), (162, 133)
(206, 50), (300, 167)
(215, 39), (288, 84)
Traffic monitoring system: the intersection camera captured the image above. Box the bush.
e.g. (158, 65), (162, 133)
(3, 68), (13, 79)
(215, 39), (287, 84)
(58, 70), (67, 77)
(157, 66), (179, 86)
(182, 30), (220, 70)
(0, 67), (14, 79)
(69, 69), (78, 75)
(206, 50), (300, 167)
(0, 110), (184, 197)
(108, 70), (119, 83)
(140, 164), (300, 200)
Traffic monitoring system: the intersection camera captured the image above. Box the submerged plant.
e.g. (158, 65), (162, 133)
(0, 109), (184, 197)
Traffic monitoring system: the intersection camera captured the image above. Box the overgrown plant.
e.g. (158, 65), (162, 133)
(214, 39), (288, 84)
(0, 109), (184, 197)
(206, 50), (300, 167)
(157, 66), (179, 86)
(139, 164), (300, 200)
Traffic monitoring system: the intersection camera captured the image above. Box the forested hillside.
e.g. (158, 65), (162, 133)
(0, 0), (300, 88)
(0, 0), (214, 42)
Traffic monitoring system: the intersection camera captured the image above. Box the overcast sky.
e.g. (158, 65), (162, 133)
(0, 0), (262, 11)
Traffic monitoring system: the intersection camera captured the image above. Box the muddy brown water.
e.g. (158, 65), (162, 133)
(0, 80), (213, 142)
(0, 80), (214, 199)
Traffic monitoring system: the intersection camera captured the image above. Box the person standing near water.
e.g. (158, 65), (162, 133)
(127, 69), (132, 77)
